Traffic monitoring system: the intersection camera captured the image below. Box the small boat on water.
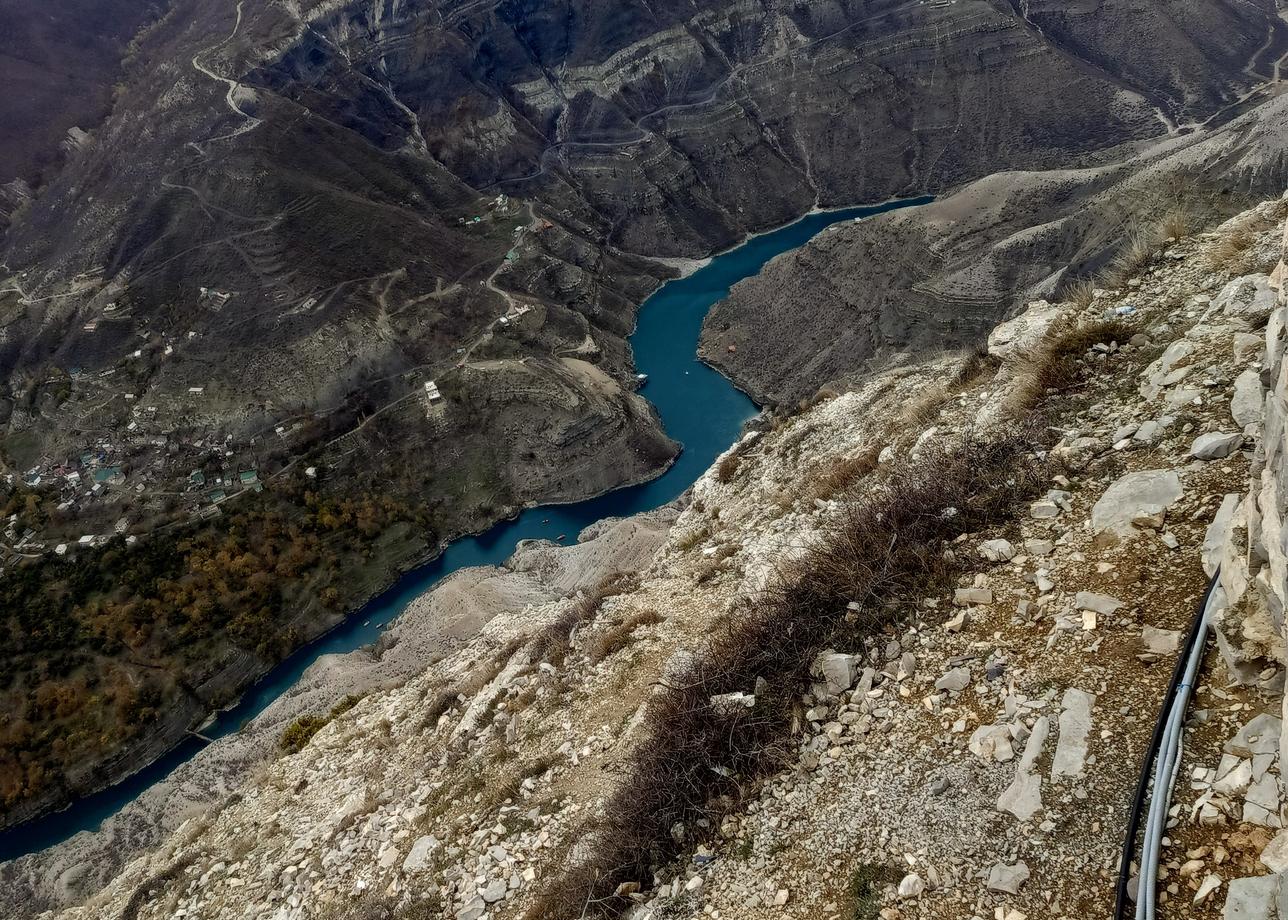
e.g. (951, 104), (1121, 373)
(635, 372), (648, 386)
(556, 533), (566, 541)
(542, 518), (549, 523)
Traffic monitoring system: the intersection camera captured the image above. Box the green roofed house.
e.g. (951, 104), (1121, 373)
(189, 469), (206, 487)
(239, 469), (259, 485)
(92, 467), (124, 485)
(207, 488), (227, 503)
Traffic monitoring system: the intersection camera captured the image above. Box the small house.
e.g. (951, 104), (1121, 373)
(92, 467), (124, 486)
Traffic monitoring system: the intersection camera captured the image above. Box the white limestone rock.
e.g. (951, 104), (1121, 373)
(811, 651), (860, 696)
(979, 539), (1016, 562)
(1091, 470), (1182, 538)
(1075, 592), (1124, 616)
(1192, 431), (1245, 461)
(1051, 688), (1095, 779)
(998, 716), (1049, 821)
(987, 861), (1030, 895)
(1215, 274), (1278, 323)
(1232, 369), (1264, 429)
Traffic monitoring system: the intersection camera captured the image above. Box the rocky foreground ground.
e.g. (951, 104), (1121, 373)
(18, 195), (1288, 920)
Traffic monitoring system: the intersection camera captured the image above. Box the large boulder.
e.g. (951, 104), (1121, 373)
(1214, 274), (1278, 324)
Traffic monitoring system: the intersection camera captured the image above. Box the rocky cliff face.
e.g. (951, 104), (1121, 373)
(8, 187), (1288, 920)
(700, 92), (1288, 406)
(3, 0), (1280, 477)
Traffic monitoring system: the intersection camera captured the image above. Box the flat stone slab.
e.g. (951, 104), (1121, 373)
(998, 716), (1048, 821)
(1192, 431), (1244, 460)
(1222, 872), (1288, 920)
(1225, 714), (1282, 758)
(1232, 368), (1263, 429)
(1051, 688), (1096, 779)
(1091, 470), (1182, 537)
(1141, 626), (1181, 655)
(1075, 591), (1124, 615)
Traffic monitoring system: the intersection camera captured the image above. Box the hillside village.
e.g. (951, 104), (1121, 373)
(0, 192), (547, 569)
(10, 194), (1288, 920)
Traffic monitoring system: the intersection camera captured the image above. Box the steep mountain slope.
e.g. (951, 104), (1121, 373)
(10, 190), (1284, 920)
(702, 90), (1288, 404)
(0, 0), (1284, 839)
(0, 0), (159, 197)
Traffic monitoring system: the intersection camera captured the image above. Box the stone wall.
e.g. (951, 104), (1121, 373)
(1206, 203), (1288, 697)
(1210, 199), (1288, 914)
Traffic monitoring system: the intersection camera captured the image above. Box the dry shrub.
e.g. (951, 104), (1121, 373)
(716, 451), (740, 483)
(675, 524), (710, 552)
(896, 348), (994, 439)
(523, 433), (1046, 919)
(315, 891), (444, 920)
(899, 388), (947, 428)
(951, 347), (996, 389)
(120, 855), (198, 920)
(422, 687), (461, 730)
(694, 543), (739, 585)
(479, 752), (561, 813)
(588, 609), (666, 663)
(810, 386), (842, 406)
(806, 448), (880, 505)
(797, 385), (841, 414)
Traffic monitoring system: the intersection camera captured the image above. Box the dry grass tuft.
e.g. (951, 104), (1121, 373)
(478, 752), (562, 813)
(806, 449), (880, 505)
(523, 433), (1046, 919)
(1062, 278), (1097, 312)
(531, 572), (639, 665)
(421, 687), (461, 731)
(1204, 215), (1279, 275)
(1104, 223), (1159, 288)
(1159, 206), (1194, 242)
(716, 451), (740, 483)
(315, 891), (444, 920)
(1006, 315), (1133, 416)
(899, 388), (947, 428)
(588, 609), (666, 663)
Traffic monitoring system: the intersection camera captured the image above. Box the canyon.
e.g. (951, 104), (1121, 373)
(2, 0), (1288, 913)
(4, 186), (1286, 920)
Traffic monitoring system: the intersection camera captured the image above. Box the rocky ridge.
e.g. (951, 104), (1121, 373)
(14, 196), (1288, 920)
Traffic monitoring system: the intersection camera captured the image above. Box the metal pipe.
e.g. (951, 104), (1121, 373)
(1114, 571), (1220, 920)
